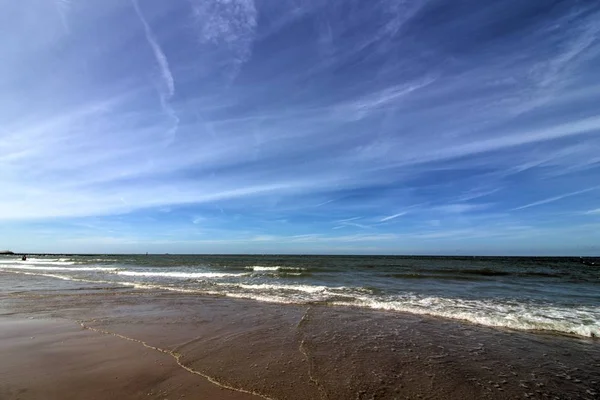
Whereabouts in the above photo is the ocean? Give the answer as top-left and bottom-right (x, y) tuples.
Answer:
(1, 254), (598, 338)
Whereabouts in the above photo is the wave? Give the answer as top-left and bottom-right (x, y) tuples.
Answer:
(265, 272), (308, 278)
(1, 270), (122, 285)
(203, 286), (600, 338)
(115, 271), (246, 279)
(236, 283), (346, 294)
(78, 258), (120, 263)
(333, 295), (600, 338)
(0, 265), (117, 271)
(0, 269), (212, 294)
(387, 269), (578, 280)
(4, 268), (598, 338)
(221, 291), (297, 304)
(385, 273), (481, 281)
(0, 259), (77, 266)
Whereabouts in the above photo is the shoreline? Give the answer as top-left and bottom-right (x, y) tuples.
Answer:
(1, 271), (599, 399)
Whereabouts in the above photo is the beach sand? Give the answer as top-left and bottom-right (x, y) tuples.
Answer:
(1, 271), (599, 399)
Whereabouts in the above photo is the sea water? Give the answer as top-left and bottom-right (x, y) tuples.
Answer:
(1, 254), (598, 337)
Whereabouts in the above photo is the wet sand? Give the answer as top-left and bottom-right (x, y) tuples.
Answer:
(0, 318), (259, 400)
(1, 271), (599, 399)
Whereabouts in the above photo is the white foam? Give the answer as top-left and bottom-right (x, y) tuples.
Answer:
(0, 270), (117, 285)
(0, 259), (77, 266)
(223, 291), (298, 304)
(0, 265), (117, 271)
(245, 265), (306, 272)
(239, 283), (328, 293)
(332, 295), (600, 338)
(122, 281), (202, 293)
(0, 269), (212, 294)
(225, 283), (348, 294)
(115, 271), (245, 279)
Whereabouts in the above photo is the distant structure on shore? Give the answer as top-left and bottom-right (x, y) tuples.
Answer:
(0, 250), (15, 255)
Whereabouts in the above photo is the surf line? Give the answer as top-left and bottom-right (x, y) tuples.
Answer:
(78, 321), (276, 400)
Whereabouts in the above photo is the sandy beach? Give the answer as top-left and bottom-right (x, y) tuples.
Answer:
(1, 270), (599, 399)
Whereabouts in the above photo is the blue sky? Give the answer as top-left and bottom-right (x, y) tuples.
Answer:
(1, 0), (599, 255)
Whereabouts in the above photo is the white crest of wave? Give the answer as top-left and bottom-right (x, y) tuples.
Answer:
(116, 271), (244, 279)
(246, 265), (280, 271)
(245, 265), (306, 272)
(232, 283), (347, 294)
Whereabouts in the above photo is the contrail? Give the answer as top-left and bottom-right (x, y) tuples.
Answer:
(131, 0), (175, 98)
(512, 187), (598, 211)
(131, 0), (178, 144)
(379, 212), (407, 222)
(56, 0), (72, 32)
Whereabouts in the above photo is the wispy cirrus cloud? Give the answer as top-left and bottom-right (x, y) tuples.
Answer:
(338, 76), (438, 120)
(189, 0), (257, 79)
(533, 7), (600, 90)
(454, 188), (501, 202)
(414, 116), (600, 167)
